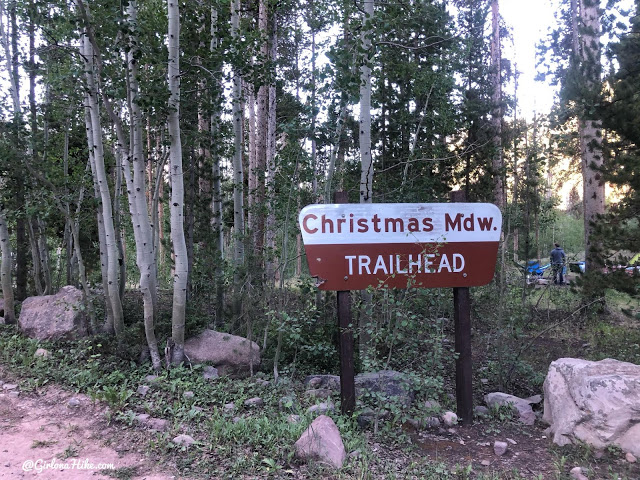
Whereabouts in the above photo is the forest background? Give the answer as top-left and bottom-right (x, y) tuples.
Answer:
(0, 0), (638, 380)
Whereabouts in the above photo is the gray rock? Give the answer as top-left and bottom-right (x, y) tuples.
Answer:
(481, 459), (491, 466)
(287, 414), (301, 424)
(135, 413), (151, 424)
(570, 466), (589, 480)
(424, 416), (441, 428)
(295, 415), (346, 469)
(2, 383), (18, 391)
(542, 358), (640, 457)
(307, 402), (334, 415)
(203, 366), (219, 380)
(441, 411), (458, 427)
(223, 402), (235, 412)
(485, 392), (536, 425)
(626, 453), (637, 463)
(474, 406), (490, 417)
(67, 397), (81, 408)
(183, 391), (195, 399)
(493, 441), (508, 456)
(183, 330), (261, 377)
(172, 434), (196, 447)
(244, 397), (264, 408)
(144, 375), (161, 384)
(279, 395), (298, 413)
(148, 418), (169, 432)
(355, 370), (416, 407)
(18, 286), (88, 340)
(34, 348), (50, 358)
(305, 389), (332, 399)
(255, 379), (270, 387)
(304, 375), (341, 391)
(137, 385), (150, 397)
(424, 399), (441, 412)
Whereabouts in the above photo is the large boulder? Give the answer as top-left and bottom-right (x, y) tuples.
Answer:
(542, 358), (640, 456)
(18, 286), (88, 340)
(183, 329), (260, 376)
(356, 370), (416, 407)
(294, 415), (346, 469)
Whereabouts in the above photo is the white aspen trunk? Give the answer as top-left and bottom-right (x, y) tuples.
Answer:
(231, 0), (245, 317)
(491, 0), (504, 209)
(578, 0), (605, 273)
(0, 0), (17, 321)
(359, 0), (374, 204)
(81, 33), (124, 335)
(167, 0), (188, 363)
(0, 208), (15, 324)
(265, 16), (278, 284)
(210, 6), (224, 259)
(83, 88), (114, 329)
(359, 0), (374, 360)
(247, 83), (257, 235)
(125, 0), (162, 370)
(255, 0), (268, 255)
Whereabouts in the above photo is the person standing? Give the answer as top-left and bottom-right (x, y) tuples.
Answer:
(550, 243), (566, 284)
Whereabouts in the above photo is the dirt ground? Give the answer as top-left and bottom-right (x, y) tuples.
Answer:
(0, 385), (175, 480)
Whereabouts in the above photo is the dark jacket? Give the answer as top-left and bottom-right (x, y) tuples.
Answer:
(550, 247), (565, 265)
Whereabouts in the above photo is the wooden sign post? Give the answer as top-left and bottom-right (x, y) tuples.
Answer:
(298, 196), (502, 422)
(334, 191), (356, 415)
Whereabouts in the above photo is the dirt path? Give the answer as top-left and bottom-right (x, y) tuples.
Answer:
(0, 383), (176, 480)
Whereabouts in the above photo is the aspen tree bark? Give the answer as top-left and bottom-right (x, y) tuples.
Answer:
(574, 0), (605, 276)
(80, 32), (124, 336)
(491, 0), (504, 209)
(211, 5), (225, 324)
(0, 0), (17, 318)
(83, 88), (114, 329)
(265, 15), (278, 284)
(247, 83), (257, 235)
(231, 0), (246, 317)
(359, 0), (374, 204)
(359, 0), (374, 361)
(0, 208), (15, 324)
(167, 0), (188, 363)
(125, 0), (162, 369)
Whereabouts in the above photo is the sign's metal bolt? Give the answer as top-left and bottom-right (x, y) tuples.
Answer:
(344, 276), (348, 280)
(463, 273), (467, 277)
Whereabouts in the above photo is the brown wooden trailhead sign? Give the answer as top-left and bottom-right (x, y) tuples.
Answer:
(299, 202), (502, 290)
(299, 194), (502, 423)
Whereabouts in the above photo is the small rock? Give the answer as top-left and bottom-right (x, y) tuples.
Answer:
(506, 438), (517, 445)
(8, 391), (19, 398)
(480, 378), (489, 384)
(441, 411), (458, 427)
(294, 415), (346, 469)
(183, 391), (195, 399)
(191, 406), (203, 413)
(474, 406), (490, 417)
(424, 417), (441, 428)
(447, 428), (456, 434)
(570, 466), (589, 480)
(255, 379), (270, 387)
(244, 397), (264, 408)
(287, 414), (301, 424)
(232, 416), (242, 423)
(349, 449), (361, 459)
(144, 375), (161, 384)
(305, 389), (332, 400)
(203, 366), (219, 380)
(626, 453), (637, 463)
(594, 449), (604, 459)
(223, 402), (235, 412)
(493, 441), (508, 456)
(137, 385), (150, 397)
(172, 434), (195, 447)
(424, 399), (441, 411)
(135, 413), (151, 424)
(67, 397), (81, 408)
(524, 394), (542, 404)
(307, 402), (334, 415)
(2, 384), (18, 391)
(481, 460), (491, 466)
(279, 395), (297, 413)
(34, 348), (50, 358)
(147, 418), (169, 432)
